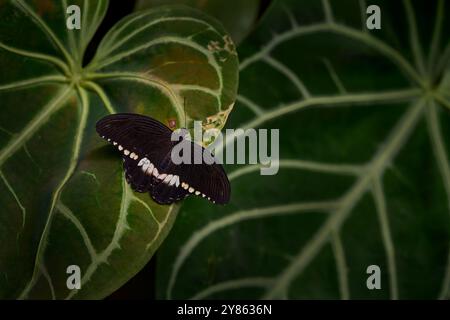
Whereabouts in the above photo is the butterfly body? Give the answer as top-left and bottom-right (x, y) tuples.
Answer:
(96, 113), (230, 205)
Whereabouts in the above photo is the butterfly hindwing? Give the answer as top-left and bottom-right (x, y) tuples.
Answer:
(123, 157), (155, 193)
(151, 179), (189, 205)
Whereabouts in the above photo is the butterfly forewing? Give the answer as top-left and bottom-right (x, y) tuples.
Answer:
(96, 113), (174, 163)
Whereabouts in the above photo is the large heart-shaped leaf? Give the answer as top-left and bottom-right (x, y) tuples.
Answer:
(134, 0), (261, 44)
(0, 0), (238, 299)
(157, 0), (450, 299)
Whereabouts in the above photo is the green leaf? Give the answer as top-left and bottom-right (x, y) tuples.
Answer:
(0, 0), (238, 299)
(157, 0), (450, 299)
(134, 0), (261, 45)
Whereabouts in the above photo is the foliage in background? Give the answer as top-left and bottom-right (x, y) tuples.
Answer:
(157, 0), (450, 299)
(135, 0), (261, 44)
(0, 0), (238, 299)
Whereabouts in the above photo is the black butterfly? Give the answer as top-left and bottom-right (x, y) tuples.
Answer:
(96, 113), (230, 205)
